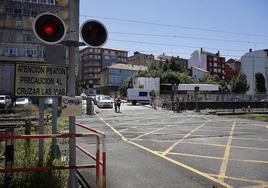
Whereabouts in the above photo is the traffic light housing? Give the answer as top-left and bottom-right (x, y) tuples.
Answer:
(33, 12), (66, 45)
(80, 20), (108, 48)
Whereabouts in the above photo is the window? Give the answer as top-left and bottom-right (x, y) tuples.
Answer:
(16, 21), (23, 29)
(6, 48), (18, 56)
(5, 8), (14, 14)
(0, 33), (3, 42)
(213, 57), (217, 61)
(31, 9), (38, 17)
(139, 92), (148, 97)
(47, 0), (55, 5)
(23, 9), (30, 16)
(9, 33), (16, 42)
(39, 0), (46, 4)
(25, 48), (37, 57)
(14, 9), (22, 15)
(31, 0), (38, 3)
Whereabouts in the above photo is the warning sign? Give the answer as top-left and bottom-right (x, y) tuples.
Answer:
(15, 63), (66, 96)
(61, 96), (82, 116)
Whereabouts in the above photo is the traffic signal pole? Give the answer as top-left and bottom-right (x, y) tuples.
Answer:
(68, 0), (79, 187)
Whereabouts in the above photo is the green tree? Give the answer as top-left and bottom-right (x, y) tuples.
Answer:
(119, 77), (133, 97)
(199, 74), (229, 92)
(162, 60), (170, 71)
(199, 74), (221, 84)
(230, 73), (249, 93)
(255, 72), (266, 93)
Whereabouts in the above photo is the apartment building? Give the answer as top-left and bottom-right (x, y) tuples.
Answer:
(188, 49), (226, 80)
(78, 47), (128, 94)
(0, 0), (70, 96)
(100, 63), (147, 96)
(128, 51), (155, 66)
(157, 54), (188, 70)
(225, 58), (241, 80)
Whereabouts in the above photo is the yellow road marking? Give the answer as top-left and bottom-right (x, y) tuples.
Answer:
(233, 137), (268, 142)
(181, 141), (268, 151)
(97, 114), (232, 188)
(208, 173), (268, 185)
(219, 122), (236, 182)
(158, 151), (222, 160)
(157, 151), (268, 164)
(131, 125), (171, 140)
(162, 121), (209, 156)
(128, 140), (232, 188)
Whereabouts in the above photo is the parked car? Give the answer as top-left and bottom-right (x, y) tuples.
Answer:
(97, 95), (113, 108)
(44, 97), (53, 106)
(14, 98), (31, 107)
(0, 95), (12, 109)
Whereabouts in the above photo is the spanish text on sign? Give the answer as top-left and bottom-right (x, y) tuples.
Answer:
(15, 64), (67, 97)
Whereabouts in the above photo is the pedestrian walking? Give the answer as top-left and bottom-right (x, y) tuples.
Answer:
(149, 90), (157, 109)
(175, 97), (180, 113)
(116, 98), (121, 112)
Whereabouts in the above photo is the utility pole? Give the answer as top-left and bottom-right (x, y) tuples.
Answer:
(68, 0), (79, 187)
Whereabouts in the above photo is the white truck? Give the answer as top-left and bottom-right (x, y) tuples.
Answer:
(127, 88), (151, 105)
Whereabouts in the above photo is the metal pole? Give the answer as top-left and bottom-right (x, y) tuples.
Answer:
(195, 87), (199, 112)
(52, 97), (60, 158)
(68, 0), (79, 187)
(39, 97), (44, 165)
(4, 128), (14, 186)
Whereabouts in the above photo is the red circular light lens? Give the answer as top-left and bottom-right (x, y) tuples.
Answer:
(43, 22), (56, 35)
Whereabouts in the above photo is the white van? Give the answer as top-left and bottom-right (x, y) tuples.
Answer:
(127, 88), (150, 105)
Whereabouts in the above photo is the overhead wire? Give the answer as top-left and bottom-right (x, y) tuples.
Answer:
(79, 15), (268, 59)
(110, 31), (268, 45)
(80, 15), (268, 39)
(109, 38), (246, 52)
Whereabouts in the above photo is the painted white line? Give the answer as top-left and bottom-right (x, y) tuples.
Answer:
(131, 125), (171, 141)
(96, 113), (128, 142)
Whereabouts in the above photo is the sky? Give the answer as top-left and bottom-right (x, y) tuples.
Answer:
(80, 0), (268, 60)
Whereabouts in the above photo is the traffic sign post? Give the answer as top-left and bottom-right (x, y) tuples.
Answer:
(31, 2), (108, 186)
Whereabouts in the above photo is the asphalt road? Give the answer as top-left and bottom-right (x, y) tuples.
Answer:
(76, 103), (268, 188)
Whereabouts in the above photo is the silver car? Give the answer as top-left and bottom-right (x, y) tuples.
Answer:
(97, 95), (113, 108)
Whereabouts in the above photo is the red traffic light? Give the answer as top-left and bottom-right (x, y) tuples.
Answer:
(80, 20), (108, 48)
(33, 12), (66, 45)
(43, 21), (57, 35)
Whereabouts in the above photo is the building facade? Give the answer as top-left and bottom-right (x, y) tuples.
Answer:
(128, 51), (155, 66)
(100, 63), (147, 96)
(191, 66), (209, 81)
(0, 0), (70, 96)
(225, 58), (241, 81)
(241, 49), (268, 94)
(188, 49), (226, 80)
(78, 47), (128, 94)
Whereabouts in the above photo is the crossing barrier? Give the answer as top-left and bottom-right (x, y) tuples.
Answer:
(0, 123), (106, 188)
